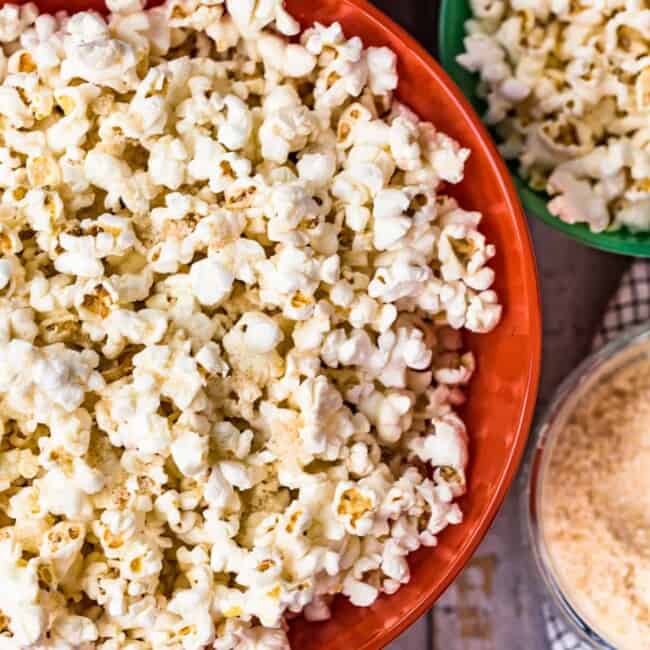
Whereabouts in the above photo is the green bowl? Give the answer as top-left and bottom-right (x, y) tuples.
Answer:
(438, 0), (650, 257)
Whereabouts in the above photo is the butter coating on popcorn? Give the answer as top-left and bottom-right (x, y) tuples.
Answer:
(0, 1), (500, 648)
(458, 0), (650, 232)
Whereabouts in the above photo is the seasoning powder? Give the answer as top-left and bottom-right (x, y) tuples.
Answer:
(542, 358), (650, 650)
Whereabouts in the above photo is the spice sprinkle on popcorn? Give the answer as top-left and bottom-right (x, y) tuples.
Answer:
(0, 1), (501, 648)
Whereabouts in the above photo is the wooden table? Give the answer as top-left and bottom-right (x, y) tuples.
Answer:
(371, 1), (631, 648)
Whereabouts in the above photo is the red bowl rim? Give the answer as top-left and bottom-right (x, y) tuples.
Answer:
(324, 1), (542, 646)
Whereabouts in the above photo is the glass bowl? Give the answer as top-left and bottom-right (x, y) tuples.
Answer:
(438, 0), (650, 257)
(525, 322), (650, 649)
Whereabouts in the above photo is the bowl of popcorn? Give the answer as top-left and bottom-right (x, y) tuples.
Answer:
(440, 0), (650, 257)
(0, 0), (541, 648)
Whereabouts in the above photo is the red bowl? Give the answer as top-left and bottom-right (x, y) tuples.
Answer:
(7, 0), (541, 647)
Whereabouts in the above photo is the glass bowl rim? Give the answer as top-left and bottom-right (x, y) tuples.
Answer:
(523, 321), (650, 650)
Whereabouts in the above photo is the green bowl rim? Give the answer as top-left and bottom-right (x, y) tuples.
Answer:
(438, 0), (650, 258)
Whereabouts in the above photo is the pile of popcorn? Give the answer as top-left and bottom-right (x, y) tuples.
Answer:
(459, 0), (650, 233)
(0, 0), (501, 647)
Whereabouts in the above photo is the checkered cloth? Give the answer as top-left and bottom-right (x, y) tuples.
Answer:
(544, 259), (650, 649)
(592, 261), (650, 349)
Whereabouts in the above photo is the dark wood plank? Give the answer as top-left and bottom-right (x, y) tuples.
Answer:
(371, 0), (439, 56)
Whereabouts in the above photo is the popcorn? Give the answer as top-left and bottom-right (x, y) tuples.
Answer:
(388, 117), (421, 173)
(0, 3), (38, 43)
(54, 234), (105, 278)
(360, 389), (414, 443)
(297, 151), (337, 186)
(218, 94), (253, 151)
(372, 188), (412, 249)
(259, 90), (317, 164)
(83, 149), (148, 215)
(235, 311), (284, 354)
(343, 575), (379, 607)
(334, 481), (377, 536)
(39, 521), (86, 582)
(189, 255), (234, 307)
(148, 136), (188, 190)
(292, 375), (357, 458)
(0, 86), (33, 129)
(0, 533), (46, 645)
(258, 33), (317, 78)
(0, 340), (104, 414)
(458, 1), (650, 231)
(409, 412), (469, 473)
(466, 289), (502, 333)
(438, 223), (496, 291)
(368, 258), (433, 303)
(366, 46), (398, 96)
(547, 168), (610, 233)
(0, 259), (12, 291)
(226, 0), (299, 37)
(61, 12), (140, 93)
(49, 614), (99, 647)
(0, 1), (500, 646)
(171, 430), (209, 478)
(347, 441), (377, 478)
